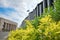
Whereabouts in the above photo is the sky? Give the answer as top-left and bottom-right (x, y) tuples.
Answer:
(0, 0), (42, 27)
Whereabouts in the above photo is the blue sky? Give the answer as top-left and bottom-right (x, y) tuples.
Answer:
(0, 0), (42, 27)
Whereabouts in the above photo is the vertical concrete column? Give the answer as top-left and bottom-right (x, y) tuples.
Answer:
(9, 24), (10, 31)
(9, 24), (11, 30)
(47, 0), (48, 10)
(36, 6), (38, 17)
(40, 2), (43, 14)
(13, 25), (15, 30)
(7, 23), (9, 31)
(10, 24), (12, 31)
(6, 23), (8, 31)
(9, 23), (10, 29)
(7, 24), (9, 31)
(0, 20), (1, 31)
(43, 0), (45, 12)
(39, 5), (42, 16)
(47, 0), (50, 11)
(43, 0), (48, 13)
(12, 25), (13, 30)
(35, 7), (38, 17)
(11, 24), (13, 31)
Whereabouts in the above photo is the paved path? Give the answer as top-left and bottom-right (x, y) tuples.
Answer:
(0, 32), (9, 40)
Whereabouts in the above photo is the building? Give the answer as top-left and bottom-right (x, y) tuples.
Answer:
(29, 8), (37, 20)
(21, 0), (54, 27)
(36, 0), (54, 17)
(27, 0), (54, 19)
(21, 7), (38, 27)
(0, 17), (17, 32)
(20, 15), (30, 27)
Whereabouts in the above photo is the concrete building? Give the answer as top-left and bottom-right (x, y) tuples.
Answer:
(21, 0), (54, 27)
(29, 8), (37, 20)
(36, 0), (54, 17)
(21, 7), (37, 27)
(20, 16), (30, 27)
(0, 17), (17, 32)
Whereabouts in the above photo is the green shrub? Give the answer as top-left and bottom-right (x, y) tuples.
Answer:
(8, 20), (40, 40)
(7, 0), (60, 40)
(38, 15), (60, 40)
(50, 0), (60, 21)
(8, 15), (60, 40)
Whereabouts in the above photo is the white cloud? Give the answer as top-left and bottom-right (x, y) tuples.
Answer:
(0, 0), (42, 27)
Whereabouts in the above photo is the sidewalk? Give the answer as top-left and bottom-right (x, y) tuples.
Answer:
(0, 32), (9, 40)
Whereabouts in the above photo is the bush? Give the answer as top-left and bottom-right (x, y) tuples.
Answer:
(7, 0), (60, 40)
(8, 20), (40, 40)
(38, 15), (60, 40)
(8, 15), (60, 40)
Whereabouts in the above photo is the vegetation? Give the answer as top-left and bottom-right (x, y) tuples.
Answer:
(7, 15), (60, 40)
(7, 0), (60, 40)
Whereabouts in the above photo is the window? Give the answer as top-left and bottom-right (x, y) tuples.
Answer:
(44, 0), (48, 8)
(35, 7), (37, 17)
(41, 2), (43, 14)
(38, 4), (40, 16)
(37, 2), (43, 16)
(49, 0), (54, 7)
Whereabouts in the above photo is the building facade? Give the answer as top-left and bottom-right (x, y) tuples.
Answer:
(21, 0), (54, 27)
(20, 15), (30, 27)
(0, 17), (17, 32)
(29, 8), (37, 20)
(27, 0), (54, 19)
(36, 0), (54, 17)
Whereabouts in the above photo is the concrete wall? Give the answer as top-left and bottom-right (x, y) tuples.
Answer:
(0, 18), (2, 31)
(29, 8), (37, 20)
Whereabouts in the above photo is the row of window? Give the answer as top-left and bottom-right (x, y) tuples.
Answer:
(35, 0), (54, 17)
(21, 0), (54, 27)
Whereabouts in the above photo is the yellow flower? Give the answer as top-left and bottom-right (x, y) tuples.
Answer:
(40, 15), (51, 23)
(25, 20), (33, 28)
